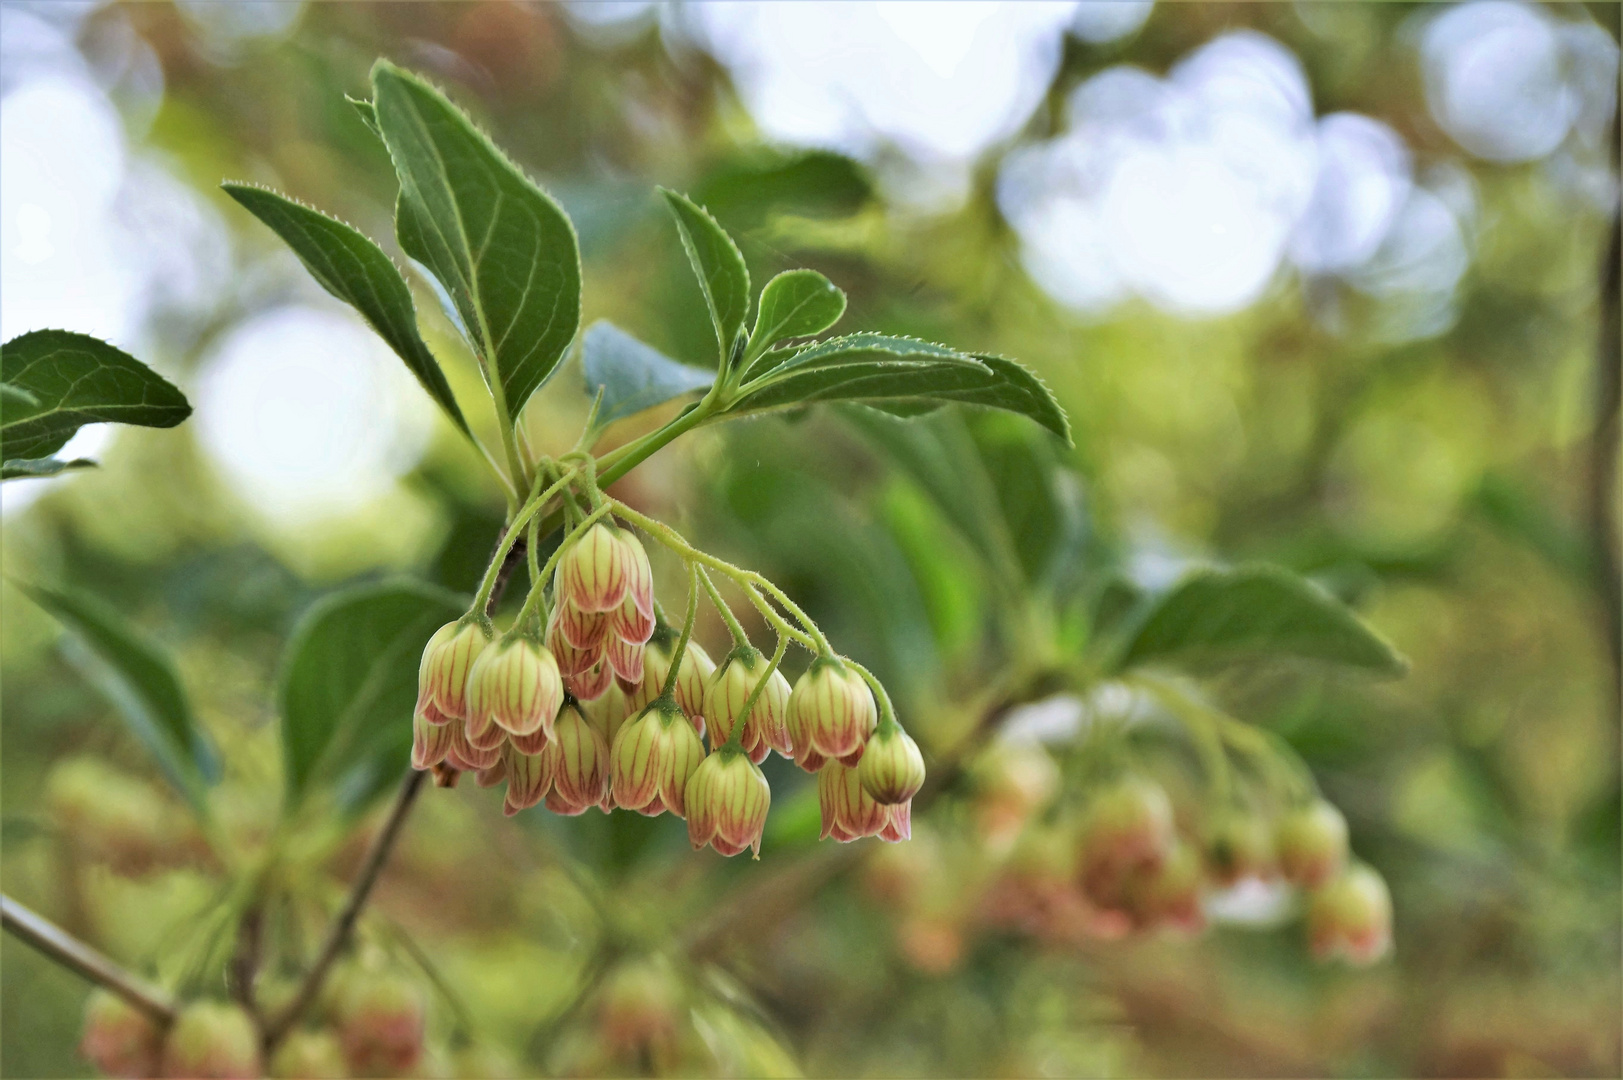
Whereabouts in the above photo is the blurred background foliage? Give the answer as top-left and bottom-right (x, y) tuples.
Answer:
(1, 1), (1618, 1076)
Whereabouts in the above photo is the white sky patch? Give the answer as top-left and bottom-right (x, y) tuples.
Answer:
(682, 1), (1078, 170)
(194, 306), (433, 524)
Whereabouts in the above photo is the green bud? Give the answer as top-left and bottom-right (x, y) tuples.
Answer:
(336, 971), (425, 1076)
(1275, 800), (1349, 890)
(415, 620), (488, 725)
(1204, 810), (1276, 887)
(1307, 864), (1392, 965)
(704, 647), (791, 762)
(687, 749), (771, 858)
(268, 1029), (347, 1079)
(160, 1001), (260, 1080)
(79, 990), (162, 1079)
(464, 637), (564, 744)
(789, 657), (876, 767)
(857, 727), (926, 805)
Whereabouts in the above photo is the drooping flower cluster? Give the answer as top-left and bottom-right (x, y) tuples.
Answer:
(410, 496), (924, 859)
(966, 767), (1391, 964)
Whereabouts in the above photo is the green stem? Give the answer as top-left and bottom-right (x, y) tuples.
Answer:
(470, 468), (579, 615)
(842, 658), (900, 735)
(660, 562), (700, 704)
(726, 634), (788, 751)
(700, 567), (750, 649)
(608, 500), (829, 653)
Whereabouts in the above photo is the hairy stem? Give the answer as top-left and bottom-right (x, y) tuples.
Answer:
(1, 894), (177, 1025)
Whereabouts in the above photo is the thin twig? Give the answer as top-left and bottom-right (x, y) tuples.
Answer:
(1, 894), (177, 1025)
(261, 770), (427, 1050)
(262, 520), (536, 1050)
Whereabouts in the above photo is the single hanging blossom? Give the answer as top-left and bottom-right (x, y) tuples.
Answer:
(789, 657), (876, 768)
(546, 704), (610, 815)
(411, 710), (456, 771)
(704, 647), (792, 763)
(1307, 864), (1392, 964)
(502, 741), (555, 815)
(1276, 799), (1349, 889)
(159, 1002), (260, 1080)
(549, 521), (656, 701)
(415, 620), (489, 725)
(687, 749), (771, 857)
(857, 726), (925, 804)
(464, 637), (564, 748)
(79, 990), (162, 1080)
(627, 632), (714, 733)
(610, 703), (705, 817)
(818, 760), (903, 843)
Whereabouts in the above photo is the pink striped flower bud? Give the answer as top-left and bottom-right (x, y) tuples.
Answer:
(1276, 800), (1349, 890)
(555, 603), (609, 651)
(610, 704), (705, 817)
(411, 710), (456, 771)
(444, 720), (501, 772)
(565, 658), (614, 702)
(581, 683), (632, 747)
(625, 636), (713, 735)
(790, 657), (876, 767)
(783, 691), (827, 773)
(608, 592), (655, 647)
(687, 749), (771, 857)
(704, 648), (791, 763)
(160, 1001), (260, 1079)
(79, 990), (162, 1079)
(335, 972), (425, 1076)
(475, 757), (507, 788)
(878, 799), (911, 843)
(464, 638), (564, 744)
(545, 705), (609, 816)
(414, 620), (488, 725)
(1307, 864), (1392, 965)
(502, 741), (556, 815)
(857, 727), (925, 805)
(546, 612), (602, 678)
(603, 632), (645, 685)
(818, 761), (890, 842)
(557, 522), (652, 615)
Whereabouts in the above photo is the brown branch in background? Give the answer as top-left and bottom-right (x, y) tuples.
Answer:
(1, 894), (177, 1025)
(262, 524), (529, 1051)
(1589, 199), (1621, 713)
(227, 903), (263, 1023)
(261, 769), (427, 1050)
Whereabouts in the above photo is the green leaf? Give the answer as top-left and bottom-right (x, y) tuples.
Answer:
(371, 61), (581, 422)
(1, 457), (95, 480)
(747, 333), (976, 383)
(581, 320), (713, 428)
(277, 580), (465, 813)
(20, 583), (215, 812)
(0, 330), (190, 464)
(731, 352), (1071, 442)
(747, 269), (845, 358)
(223, 183), (472, 437)
(1115, 564), (1409, 676)
(347, 94), (380, 136)
(659, 188), (750, 362)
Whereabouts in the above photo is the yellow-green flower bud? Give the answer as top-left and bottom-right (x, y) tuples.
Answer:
(1204, 810), (1276, 887)
(502, 741), (555, 815)
(1275, 800), (1349, 890)
(625, 636), (713, 735)
(415, 620), (488, 726)
(335, 972), (425, 1076)
(1307, 864), (1392, 965)
(411, 710), (456, 771)
(686, 749), (771, 857)
(610, 704), (705, 817)
(160, 1001), (260, 1079)
(704, 648), (791, 763)
(857, 727), (925, 804)
(79, 989), (162, 1079)
(790, 657), (876, 766)
(464, 638), (563, 744)
(545, 705), (609, 816)
(268, 1029), (347, 1079)
(818, 760), (889, 842)
(556, 522), (652, 615)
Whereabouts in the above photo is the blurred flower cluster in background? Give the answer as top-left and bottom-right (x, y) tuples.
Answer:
(2, 1), (1617, 1076)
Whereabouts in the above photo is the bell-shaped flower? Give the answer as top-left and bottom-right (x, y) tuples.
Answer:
(1307, 864), (1392, 964)
(1275, 800), (1349, 890)
(704, 647), (791, 763)
(414, 620), (489, 726)
(411, 711), (456, 771)
(545, 705), (609, 815)
(817, 761), (890, 842)
(502, 741), (556, 816)
(687, 749), (771, 857)
(464, 638), (564, 744)
(610, 704), (705, 817)
(790, 658), (876, 767)
(857, 726), (925, 804)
